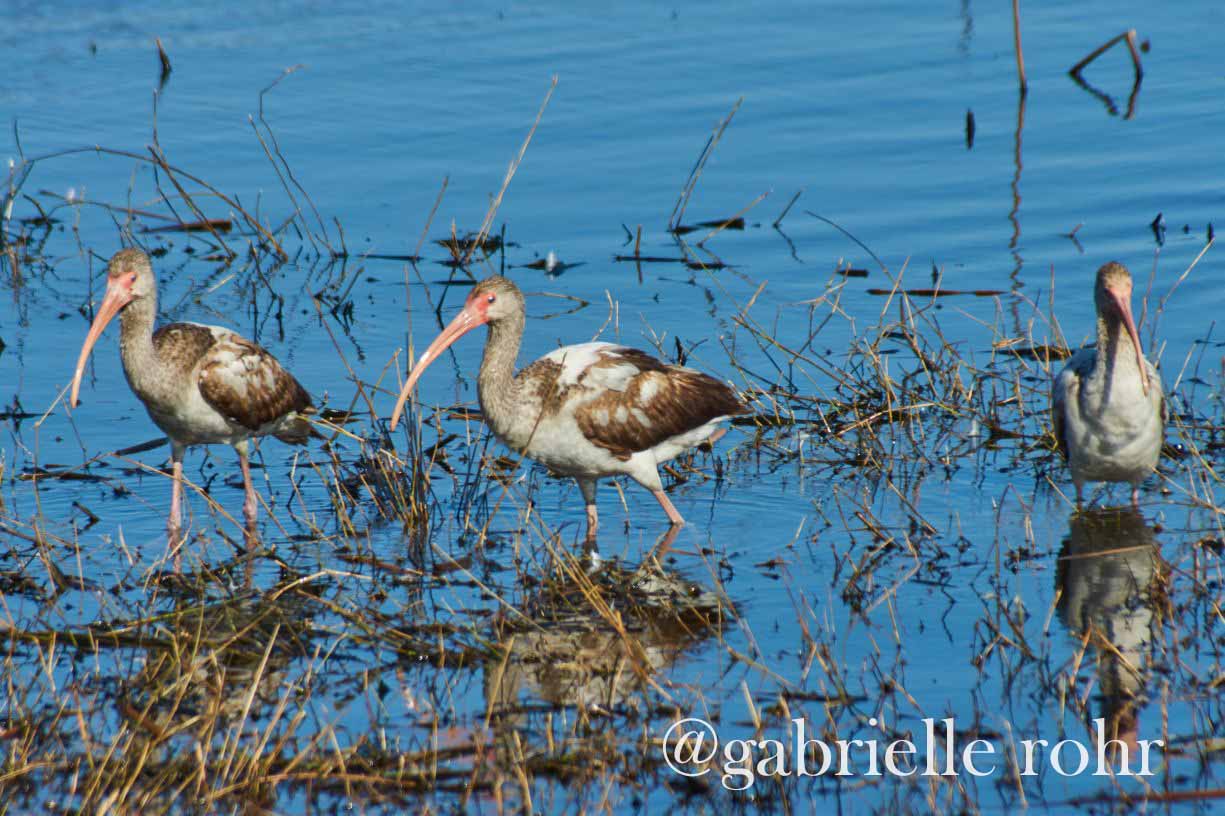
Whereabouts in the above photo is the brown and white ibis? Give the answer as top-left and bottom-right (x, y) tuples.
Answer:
(70, 248), (314, 544)
(389, 276), (746, 540)
(1052, 262), (1164, 507)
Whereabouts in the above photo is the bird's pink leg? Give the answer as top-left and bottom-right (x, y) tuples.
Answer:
(585, 505), (599, 541)
(168, 459), (183, 533)
(1130, 486), (1140, 508)
(577, 478), (599, 542)
(167, 443), (185, 571)
(705, 426), (728, 446)
(238, 446), (259, 527)
(653, 490), (685, 527)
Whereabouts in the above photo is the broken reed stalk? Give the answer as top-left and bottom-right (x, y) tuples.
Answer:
(773, 188), (804, 228)
(2, 128), (35, 249)
(8, 144), (290, 259)
(401, 175), (451, 355)
(413, 175), (449, 264)
(805, 210), (887, 273)
(460, 74), (558, 266)
(668, 97), (743, 231)
(155, 37), (172, 83)
(252, 65), (337, 257)
(1069, 28), (1144, 81)
(1012, 0), (1028, 95)
(149, 146), (236, 258)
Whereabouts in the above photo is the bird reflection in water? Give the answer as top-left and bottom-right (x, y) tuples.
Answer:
(1056, 507), (1167, 755)
(483, 550), (726, 767)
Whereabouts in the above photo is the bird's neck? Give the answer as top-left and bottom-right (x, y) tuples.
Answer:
(117, 295), (170, 403)
(477, 313), (526, 443)
(1095, 314), (1142, 380)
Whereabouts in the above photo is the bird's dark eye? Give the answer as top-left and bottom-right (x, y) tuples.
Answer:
(129, 274), (137, 284)
(487, 294), (496, 303)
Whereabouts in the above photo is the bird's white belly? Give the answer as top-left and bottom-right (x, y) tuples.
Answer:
(500, 413), (727, 482)
(1067, 396), (1162, 483)
(144, 388), (245, 446)
(515, 414), (630, 477)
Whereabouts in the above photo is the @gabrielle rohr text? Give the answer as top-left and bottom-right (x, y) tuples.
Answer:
(660, 717), (1162, 791)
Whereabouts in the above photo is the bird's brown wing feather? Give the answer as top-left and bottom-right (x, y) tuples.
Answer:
(152, 323), (219, 371)
(571, 348), (745, 461)
(196, 333), (312, 436)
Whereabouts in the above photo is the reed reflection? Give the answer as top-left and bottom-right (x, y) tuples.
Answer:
(1056, 507), (1166, 753)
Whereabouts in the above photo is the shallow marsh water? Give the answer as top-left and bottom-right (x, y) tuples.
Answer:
(0, 1), (1222, 812)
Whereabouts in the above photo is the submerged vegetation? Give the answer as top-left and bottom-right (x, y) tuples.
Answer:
(0, 66), (1221, 815)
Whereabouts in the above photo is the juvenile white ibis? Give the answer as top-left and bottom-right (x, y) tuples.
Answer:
(1052, 262), (1164, 507)
(389, 276), (746, 540)
(70, 248), (314, 545)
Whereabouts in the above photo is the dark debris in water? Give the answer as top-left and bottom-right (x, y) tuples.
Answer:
(837, 266), (869, 278)
(998, 342), (1074, 361)
(867, 287), (1005, 297)
(140, 218), (233, 234)
(435, 233), (507, 255)
(670, 216), (746, 235)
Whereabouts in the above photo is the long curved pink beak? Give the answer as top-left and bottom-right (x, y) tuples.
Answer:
(388, 303), (488, 429)
(69, 277), (133, 408)
(1112, 289), (1149, 396)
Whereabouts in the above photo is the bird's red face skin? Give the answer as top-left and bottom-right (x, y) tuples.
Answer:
(465, 287), (497, 317)
(388, 292), (494, 429)
(69, 272), (137, 408)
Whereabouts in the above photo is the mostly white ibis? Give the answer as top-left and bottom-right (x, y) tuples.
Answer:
(1052, 261), (1164, 507)
(389, 276), (746, 540)
(70, 248), (314, 548)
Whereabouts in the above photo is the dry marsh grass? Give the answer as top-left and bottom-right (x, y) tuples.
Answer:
(0, 87), (1221, 814)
